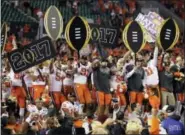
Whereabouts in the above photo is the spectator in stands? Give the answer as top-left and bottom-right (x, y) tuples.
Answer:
(72, 0), (79, 15)
(162, 105), (184, 135)
(148, 108), (160, 135)
(23, 24), (31, 38)
(23, 2), (33, 16)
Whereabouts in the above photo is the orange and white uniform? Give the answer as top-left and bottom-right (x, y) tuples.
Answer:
(24, 73), (33, 99)
(60, 100), (83, 128)
(9, 70), (26, 117)
(143, 46), (160, 98)
(110, 73), (127, 106)
(60, 101), (79, 117)
(32, 69), (46, 101)
(143, 66), (159, 86)
(49, 73), (66, 109)
(9, 70), (26, 108)
(27, 104), (48, 118)
(74, 62), (92, 104)
(145, 46), (159, 86)
(63, 68), (74, 96)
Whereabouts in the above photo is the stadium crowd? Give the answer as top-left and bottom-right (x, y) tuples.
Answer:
(160, 0), (185, 19)
(1, 0), (185, 135)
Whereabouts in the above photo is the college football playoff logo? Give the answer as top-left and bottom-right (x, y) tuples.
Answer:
(157, 18), (180, 51)
(65, 16), (91, 51)
(122, 21), (146, 53)
(44, 6), (63, 41)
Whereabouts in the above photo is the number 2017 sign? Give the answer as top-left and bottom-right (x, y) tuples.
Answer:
(8, 36), (56, 73)
(90, 24), (119, 48)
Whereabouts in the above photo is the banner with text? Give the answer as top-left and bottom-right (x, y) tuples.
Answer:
(135, 12), (164, 42)
(89, 24), (120, 48)
(8, 36), (56, 73)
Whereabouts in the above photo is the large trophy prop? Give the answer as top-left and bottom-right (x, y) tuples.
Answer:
(65, 16), (91, 57)
(122, 21), (146, 64)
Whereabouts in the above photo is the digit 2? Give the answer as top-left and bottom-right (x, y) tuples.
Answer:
(10, 52), (26, 71)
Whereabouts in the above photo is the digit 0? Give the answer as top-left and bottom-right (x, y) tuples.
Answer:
(91, 28), (100, 41)
(23, 49), (35, 64)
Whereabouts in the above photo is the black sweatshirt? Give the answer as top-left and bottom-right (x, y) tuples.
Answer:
(159, 70), (174, 92)
(170, 65), (184, 93)
(127, 68), (145, 92)
(93, 67), (111, 94)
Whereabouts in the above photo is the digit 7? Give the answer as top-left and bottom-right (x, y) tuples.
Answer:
(37, 40), (51, 57)
(106, 29), (117, 44)
(30, 45), (44, 62)
(30, 40), (51, 62)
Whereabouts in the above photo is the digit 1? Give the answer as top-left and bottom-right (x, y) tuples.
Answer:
(99, 28), (107, 43)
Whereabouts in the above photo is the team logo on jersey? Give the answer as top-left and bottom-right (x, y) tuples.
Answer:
(44, 6), (63, 41)
(1, 23), (7, 51)
(122, 21), (146, 53)
(157, 18), (179, 51)
(65, 16), (91, 52)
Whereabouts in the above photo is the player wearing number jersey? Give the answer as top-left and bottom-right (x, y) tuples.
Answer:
(32, 68), (46, 101)
(143, 46), (159, 85)
(110, 71), (127, 111)
(60, 97), (77, 118)
(60, 93), (84, 128)
(9, 69), (27, 121)
(74, 56), (92, 114)
(24, 70), (34, 102)
(49, 69), (66, 109)
(143, 46), (160, 99)
(61, 58), (74, 97)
